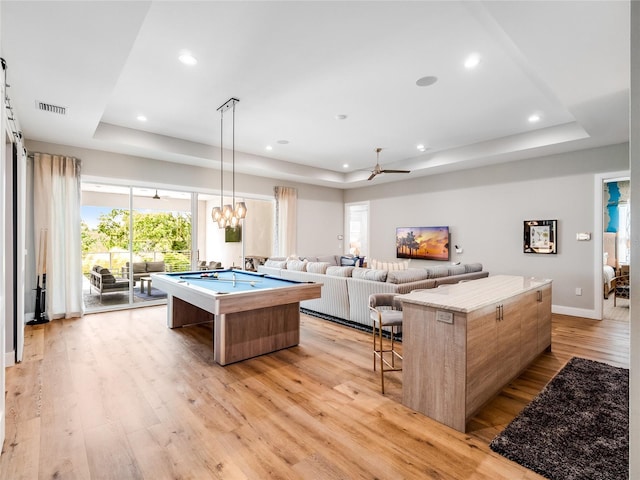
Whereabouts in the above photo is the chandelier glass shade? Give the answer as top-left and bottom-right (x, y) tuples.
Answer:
(212, 97), (246, 229)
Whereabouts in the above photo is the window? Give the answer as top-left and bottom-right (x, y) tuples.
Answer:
(345, 202), (369, 258)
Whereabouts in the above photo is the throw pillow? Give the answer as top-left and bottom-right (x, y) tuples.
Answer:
(386, 269), (429, 284)
(447, 265), (467, 276)
(306, 262), (331, 274)
(101, 274), (116, 284)
(146, 261), (165, 272)
(286, 259), (308, 271)
(464, 263), (483, 273)
(98, 267), (111, 275)
(352, 267), (388, 282)
(264, 259), (287, 269)
(370, 258), (410, 271)
(425, 266), (449, 278)
(340, 255), (358, 266)
(326, 266), (355, 277)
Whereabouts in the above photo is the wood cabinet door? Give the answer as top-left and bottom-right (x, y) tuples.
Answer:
(520, 290), (540, 366)
(496, 295), (522, 386)
(466, 305), (498, 415)
(537, 284), (552, 351)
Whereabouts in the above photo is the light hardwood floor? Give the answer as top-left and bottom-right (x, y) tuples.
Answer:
(0, 306), (629, 479)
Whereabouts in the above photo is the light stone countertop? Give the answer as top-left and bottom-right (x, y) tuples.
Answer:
(398, 274), (552, 313)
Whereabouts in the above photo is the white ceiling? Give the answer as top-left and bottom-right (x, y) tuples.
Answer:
(1, 1), (630, 188)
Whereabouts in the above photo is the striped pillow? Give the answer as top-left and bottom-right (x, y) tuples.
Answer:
(352, 267), (388, 282)
(326, 266), (355, 277)
(306, 262), (331, 274)
(370, 258), (410, 271)
(386, 269), (429, 284)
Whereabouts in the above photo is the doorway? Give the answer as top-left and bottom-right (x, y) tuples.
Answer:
(598, 173), (631, 321)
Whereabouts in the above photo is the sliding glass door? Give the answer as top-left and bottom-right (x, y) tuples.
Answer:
(81, 183), (193, 311)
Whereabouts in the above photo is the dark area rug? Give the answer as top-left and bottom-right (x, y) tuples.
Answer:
(490, 357), (628, 480)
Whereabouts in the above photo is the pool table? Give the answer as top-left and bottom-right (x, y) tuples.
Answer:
(152, 269), (322, 365)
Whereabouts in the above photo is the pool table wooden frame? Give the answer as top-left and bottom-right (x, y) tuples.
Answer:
(152, 270), (322, 365)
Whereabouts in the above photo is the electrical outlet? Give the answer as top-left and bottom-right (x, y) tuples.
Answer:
(575, 287), (582, 296)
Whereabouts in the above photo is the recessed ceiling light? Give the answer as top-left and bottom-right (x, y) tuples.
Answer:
(178, 51), (197, 66)
(416, 76), (438, 87)
(277, 140), (289, 145)
(464, 53), (481, 70)
(417, 144), (426, 152)
(343, 164), (349, 169)
(528, 114), (541, 123)
(266, 145), (273, 151)
(335, 114), (348, 120)
(136, 115), (147, 122)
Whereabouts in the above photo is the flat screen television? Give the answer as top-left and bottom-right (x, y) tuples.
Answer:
(396, 226), (449, 261)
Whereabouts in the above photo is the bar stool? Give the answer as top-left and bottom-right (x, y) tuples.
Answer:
(368, 293), (403, 394)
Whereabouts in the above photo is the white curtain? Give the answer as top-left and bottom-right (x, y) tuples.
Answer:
(274, 186), (297, 257)
(33, 153), (84, 319)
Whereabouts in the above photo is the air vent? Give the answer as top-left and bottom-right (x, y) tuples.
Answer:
(35, 101), (66, 115)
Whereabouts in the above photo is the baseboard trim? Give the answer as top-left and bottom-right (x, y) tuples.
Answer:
(5, 350), (15, 367)
(552, 305), (600, 320)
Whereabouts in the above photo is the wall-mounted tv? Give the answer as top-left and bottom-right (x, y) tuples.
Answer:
(396, 226), (449, 261)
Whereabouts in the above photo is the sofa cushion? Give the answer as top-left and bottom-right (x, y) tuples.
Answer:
(447, 265), (467, 276)
(300, 256), (319, 263)
(352, 267), (388, 282)
(265, 259), (287, 269)
(101, 274), (116, 284)
(306, 261), (331, 274)
(286, 259), (308, 271)
(98, 267), (111, 275)
(425, 265), (449, 278)
(464, 263), (483, 273)
(386, 269), (429, 284)
(92, 265), (102, 272)
(131, 262), (146, 274)
(370, 258), (410, 271)
(326, 266), (355, 277)
(146, 261), (165, 273)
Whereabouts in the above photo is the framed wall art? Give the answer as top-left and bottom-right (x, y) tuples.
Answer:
(523, 220), (557, 254)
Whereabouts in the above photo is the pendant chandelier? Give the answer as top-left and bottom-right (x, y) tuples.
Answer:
(211, 97), (247, 228)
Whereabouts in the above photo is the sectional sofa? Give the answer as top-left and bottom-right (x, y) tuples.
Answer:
(258, 255), (488, 330)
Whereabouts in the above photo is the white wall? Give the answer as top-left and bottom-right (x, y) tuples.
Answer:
(345, 143), (629, 317)
(25, 140), (345, 291)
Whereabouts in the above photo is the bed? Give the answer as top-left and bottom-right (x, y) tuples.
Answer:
(603, 232), (618, 299)
(603, 264), (616, 299)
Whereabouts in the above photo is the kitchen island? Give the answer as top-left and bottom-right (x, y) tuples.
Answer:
(399, 275), (552, 432)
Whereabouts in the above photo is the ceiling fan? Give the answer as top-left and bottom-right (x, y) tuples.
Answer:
(367, 147), (411, 181)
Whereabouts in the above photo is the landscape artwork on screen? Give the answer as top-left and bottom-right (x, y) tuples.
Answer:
(396, 226), (450, 261)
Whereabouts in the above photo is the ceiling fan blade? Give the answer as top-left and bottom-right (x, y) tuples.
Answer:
(367, 172), (378, 181)
(380, 169), (411, 174)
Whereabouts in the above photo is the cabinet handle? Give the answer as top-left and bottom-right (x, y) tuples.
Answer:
(537, 290), (542, 302)
(496, 304), (504, 321)
(496, 305), (501, 321)
(500, 304), (504, 320)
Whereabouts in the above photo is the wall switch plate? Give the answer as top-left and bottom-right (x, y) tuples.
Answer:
(575, 287), (582, 296)
(576, 232), (591, 241)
